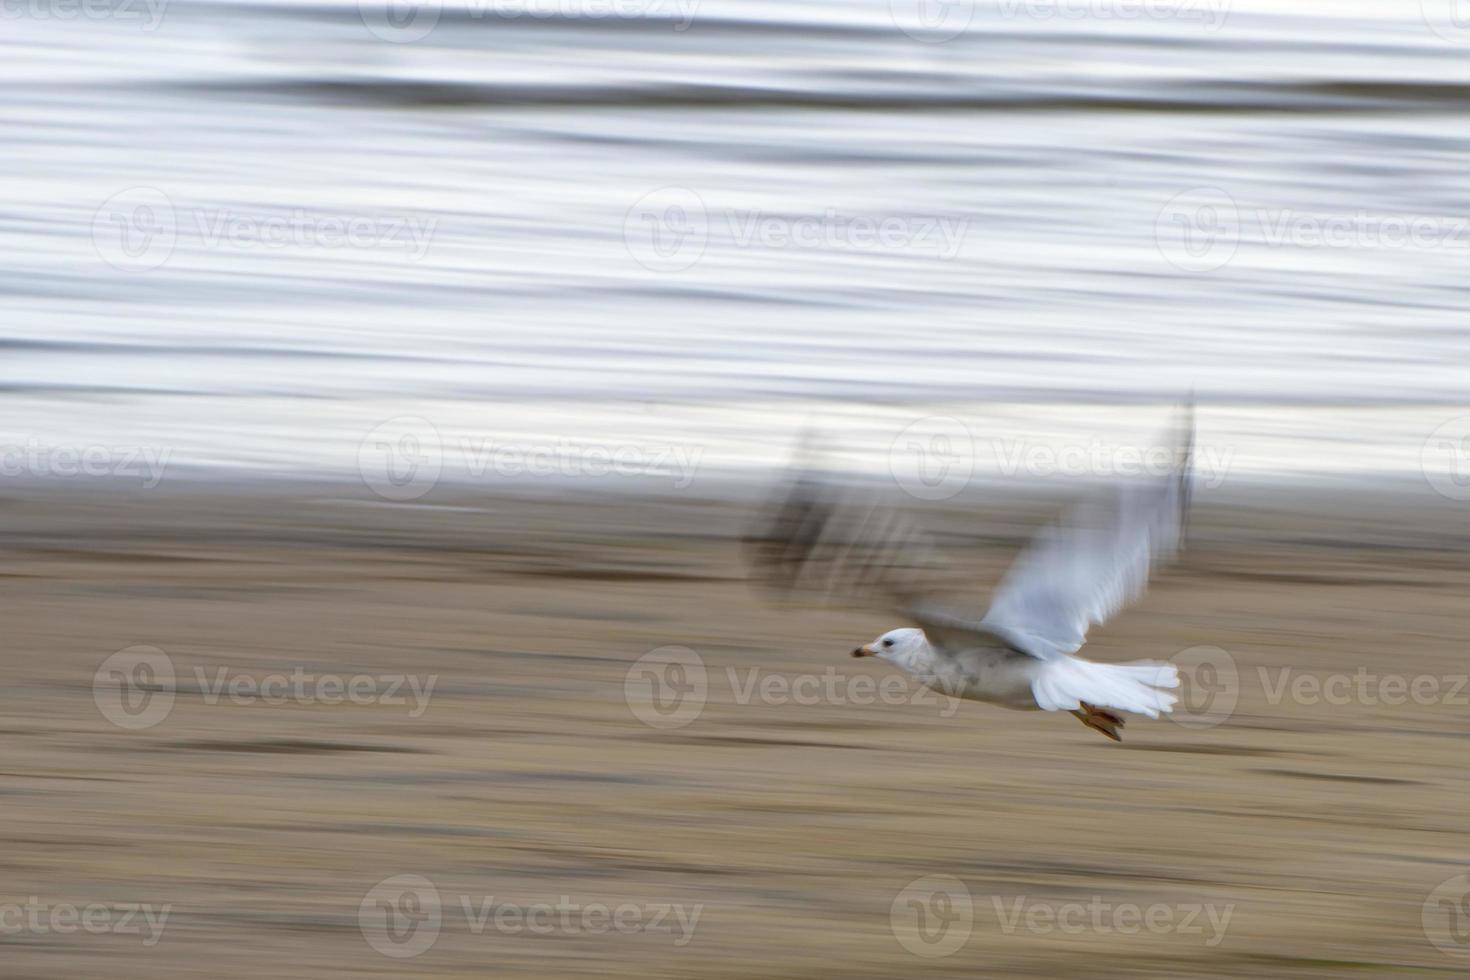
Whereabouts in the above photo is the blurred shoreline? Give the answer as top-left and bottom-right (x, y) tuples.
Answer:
(3, 464), (1467, 538)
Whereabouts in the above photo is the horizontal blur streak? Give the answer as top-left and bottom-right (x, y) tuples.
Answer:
(0, 1), (1467, 482)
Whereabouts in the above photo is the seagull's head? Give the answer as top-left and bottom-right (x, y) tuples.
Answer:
(852, 627), (927, 663)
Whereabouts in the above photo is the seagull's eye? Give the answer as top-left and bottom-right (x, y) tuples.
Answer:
(882, 639), (894, 648)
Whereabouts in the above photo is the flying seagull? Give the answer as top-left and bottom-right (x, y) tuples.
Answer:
(747, 408), (1193, 741)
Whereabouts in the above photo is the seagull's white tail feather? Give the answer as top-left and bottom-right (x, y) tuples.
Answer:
(1031, 657), (1180, 719)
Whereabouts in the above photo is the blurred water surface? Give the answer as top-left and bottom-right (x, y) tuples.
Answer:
(2, 0), (1468, 485)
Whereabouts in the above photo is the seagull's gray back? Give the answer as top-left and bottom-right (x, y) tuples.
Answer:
(923, 636), (1042, 711)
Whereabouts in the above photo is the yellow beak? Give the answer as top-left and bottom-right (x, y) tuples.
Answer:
(851, 644), (877, 658)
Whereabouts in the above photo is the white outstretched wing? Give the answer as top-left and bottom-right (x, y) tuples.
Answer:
(979, 409), (1193, 661)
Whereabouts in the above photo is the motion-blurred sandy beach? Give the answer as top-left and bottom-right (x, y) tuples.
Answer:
(4, 476), (1470, 977)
